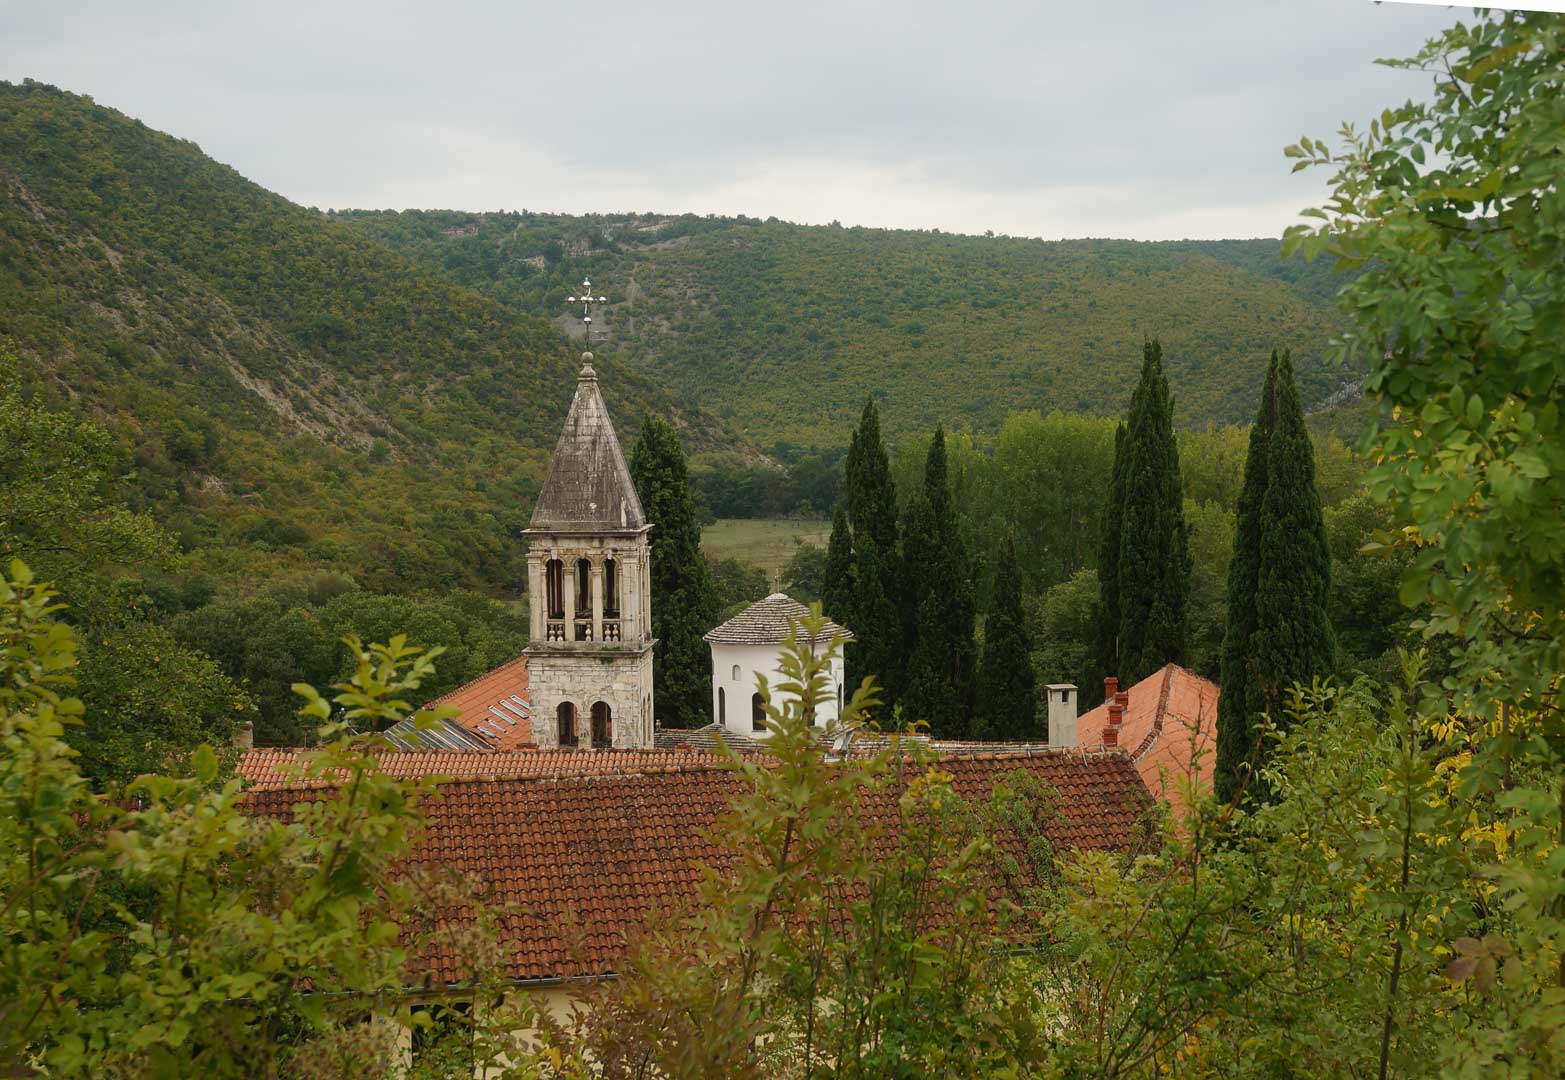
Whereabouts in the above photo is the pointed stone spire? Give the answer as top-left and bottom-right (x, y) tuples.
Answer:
(529, 353), (647, 533)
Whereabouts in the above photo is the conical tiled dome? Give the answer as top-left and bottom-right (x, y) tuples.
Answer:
(704, 593), (853, 645)
(528, 356), (647, 533)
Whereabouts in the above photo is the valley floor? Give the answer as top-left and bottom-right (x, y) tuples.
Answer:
(702, 518), (830, 577)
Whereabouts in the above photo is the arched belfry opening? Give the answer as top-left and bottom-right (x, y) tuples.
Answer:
(574, 559), (593, 641)
(591, 702), (612, 749)
(557, 702), (577, 748)
(751, 693), (766, 732)
(718, 686), (726, 726)
(545, 559), (566, 641)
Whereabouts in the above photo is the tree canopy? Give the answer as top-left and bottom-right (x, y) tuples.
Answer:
(631, 416), (720, 728)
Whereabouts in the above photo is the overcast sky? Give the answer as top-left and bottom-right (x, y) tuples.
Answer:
(4, 1), (1462, 240)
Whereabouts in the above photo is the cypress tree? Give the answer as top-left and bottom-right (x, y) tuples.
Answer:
(842, 397), (905, 699)
(629, 416), (720, 729)
(1086, 422), (1127, 706)
(1215, 353), (1279, 803)
(901, 426), (977, 736)
(1215, 350), (1335, 803)
(1115, 339), (1191, 687)
(821, 504), (856, 631)
(844, 397), (899, 556)
(974, 534), (1039, 740)
(1251, 355), (1336, 709)
(849, 534), (902, 708)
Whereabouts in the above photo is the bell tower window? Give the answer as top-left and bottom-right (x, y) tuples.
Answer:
(603, 558), (620, 618)
(575, 559), (592, 615)
(545, 560), (565, 620)
(591, 701), (613, 748)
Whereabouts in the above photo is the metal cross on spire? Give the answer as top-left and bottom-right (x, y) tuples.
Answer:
(566, 277), (608, 343)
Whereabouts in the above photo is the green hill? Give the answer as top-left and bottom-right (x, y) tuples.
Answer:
(0, 82), (743, 594)
(334, 210), (1357, 449)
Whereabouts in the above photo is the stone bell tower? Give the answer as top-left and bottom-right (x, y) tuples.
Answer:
(523, 344), (655, 750)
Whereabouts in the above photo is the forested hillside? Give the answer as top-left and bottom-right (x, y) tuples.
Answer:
(337, 209), (1356, 448)
(0, 81), (743, 596)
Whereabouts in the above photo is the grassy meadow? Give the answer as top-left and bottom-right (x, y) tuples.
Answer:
(701, 518), (830, 578)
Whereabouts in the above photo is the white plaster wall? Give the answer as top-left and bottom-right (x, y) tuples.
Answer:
(394, 984), (587, 1078)
(709, 641), (847, 738)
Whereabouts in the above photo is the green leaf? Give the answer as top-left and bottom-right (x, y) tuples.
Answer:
(1512, 452), (1549, 480)
(191, 743), (218, 784)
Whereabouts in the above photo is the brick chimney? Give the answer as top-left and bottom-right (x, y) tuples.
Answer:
(234, 720), (254, 751)
(1104, 675), (1119, 702)
(1045, 683), (1078, 747)
(1104, 691), (1127, 749)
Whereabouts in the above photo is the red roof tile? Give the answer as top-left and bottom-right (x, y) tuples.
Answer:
(242, 750), (1156, 985)
(1075, 665), (1219, 817)
(423, 654), (532, 750)
(236, 747), (740, 788)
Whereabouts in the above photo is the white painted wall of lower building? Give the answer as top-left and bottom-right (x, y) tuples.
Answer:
(708, 641), (847, 738)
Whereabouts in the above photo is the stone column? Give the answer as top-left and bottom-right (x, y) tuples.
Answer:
(527, 558), (545, 641)
(642, 555), (652, 639)
(591, 558), (604, 640)
(567, 554), (581, 623)
(620, 553), (638, 644)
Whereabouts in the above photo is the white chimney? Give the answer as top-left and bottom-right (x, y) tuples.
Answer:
(1045, 684), (1078, 747)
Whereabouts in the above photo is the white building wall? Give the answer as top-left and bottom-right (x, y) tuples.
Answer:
(708, 641), (847, 738)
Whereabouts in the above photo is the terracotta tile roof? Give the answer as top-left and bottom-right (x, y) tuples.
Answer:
(235, 746), (741, 788)
(381, 654), (533, 751)
(703, 593), (852, 646)
(656, 724), (1058, 759)
(242, 750), (1155, 985)
(1075, 664), (1219, 817)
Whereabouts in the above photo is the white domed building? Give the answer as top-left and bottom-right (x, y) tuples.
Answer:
(703, 594), (853, 739)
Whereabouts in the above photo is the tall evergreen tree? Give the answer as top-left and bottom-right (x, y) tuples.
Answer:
(821, 504), (856, 630)
(842, 397), (906, 700)
(974, 534), (1039, 740)
(1115, 339), (1191, 687)
(848, 534), (902, 710)
(1086, 422), (1127, 706)
(1215, 353), (1279, 803)
(844, 397), (899, 556)
(1214, 351), (1335, 803)
(630, 416), (720, 729)
(902, 426), (977, 736)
